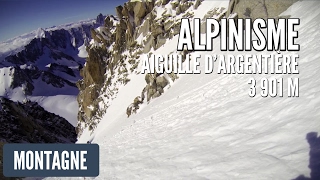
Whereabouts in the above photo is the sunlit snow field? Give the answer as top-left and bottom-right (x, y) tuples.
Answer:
(40, 0), (320, 179)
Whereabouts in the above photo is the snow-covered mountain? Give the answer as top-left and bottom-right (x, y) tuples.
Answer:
(0, 13), (113, 180)
(0, 15), (106, 127)
(0, 16), (106, 179)
(1, 0), (319, 179)
(72, 0), (319, 179)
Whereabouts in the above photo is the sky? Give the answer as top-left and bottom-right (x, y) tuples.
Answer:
(0, 0), (128, 42)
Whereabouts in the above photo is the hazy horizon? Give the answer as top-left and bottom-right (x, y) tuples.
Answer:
(0, 0), (128, 42)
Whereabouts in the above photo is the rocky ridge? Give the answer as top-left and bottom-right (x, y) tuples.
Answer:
(0, 97), (77, 180)
(0, 97), (77, 143)
(77, 0), (205, 135)
(0, 16), (103, 146)
(77, 0), (298, 136)
(0, 17), (103, 99)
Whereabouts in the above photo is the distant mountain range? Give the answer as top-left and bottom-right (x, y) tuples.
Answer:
(0, 15), (106, 144)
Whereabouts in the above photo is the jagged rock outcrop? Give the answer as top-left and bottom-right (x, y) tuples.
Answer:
(194, 0), (202, 9)
(116, 6), (124, 19)
(126, 96), (142, 117)
(162, 0), (170, 5)
(77, 1), (157, 134)
(0, 97), (77, 179)
(96, 13), (106, 25)
(134, 2), (147, 25)
(0, 97), (77, 143)
(77, 46), (108, 131)
(77, 0), (204, 135)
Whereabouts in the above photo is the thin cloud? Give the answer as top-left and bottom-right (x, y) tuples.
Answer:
(64, 14), (84, 20)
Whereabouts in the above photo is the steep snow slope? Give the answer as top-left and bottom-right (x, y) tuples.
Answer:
(0, 67), (13, 96)
(49, 0), (319, 179)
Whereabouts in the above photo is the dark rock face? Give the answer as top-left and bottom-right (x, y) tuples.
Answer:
(96, 13), (106, 26)
(5, 39), (43, 65)
(49, 63), (76, 77)
(0, 97), (77, 143)
(116, 5), (124, 19)
(10, 67), (34, 95)
(77, 1), (156, 133)
(0, 19), (100, 99)
(77, 46), (108, 133)
(4, 24), (92, 65)
(77, 0), (202, 134)
(0, 97), (77, 179)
